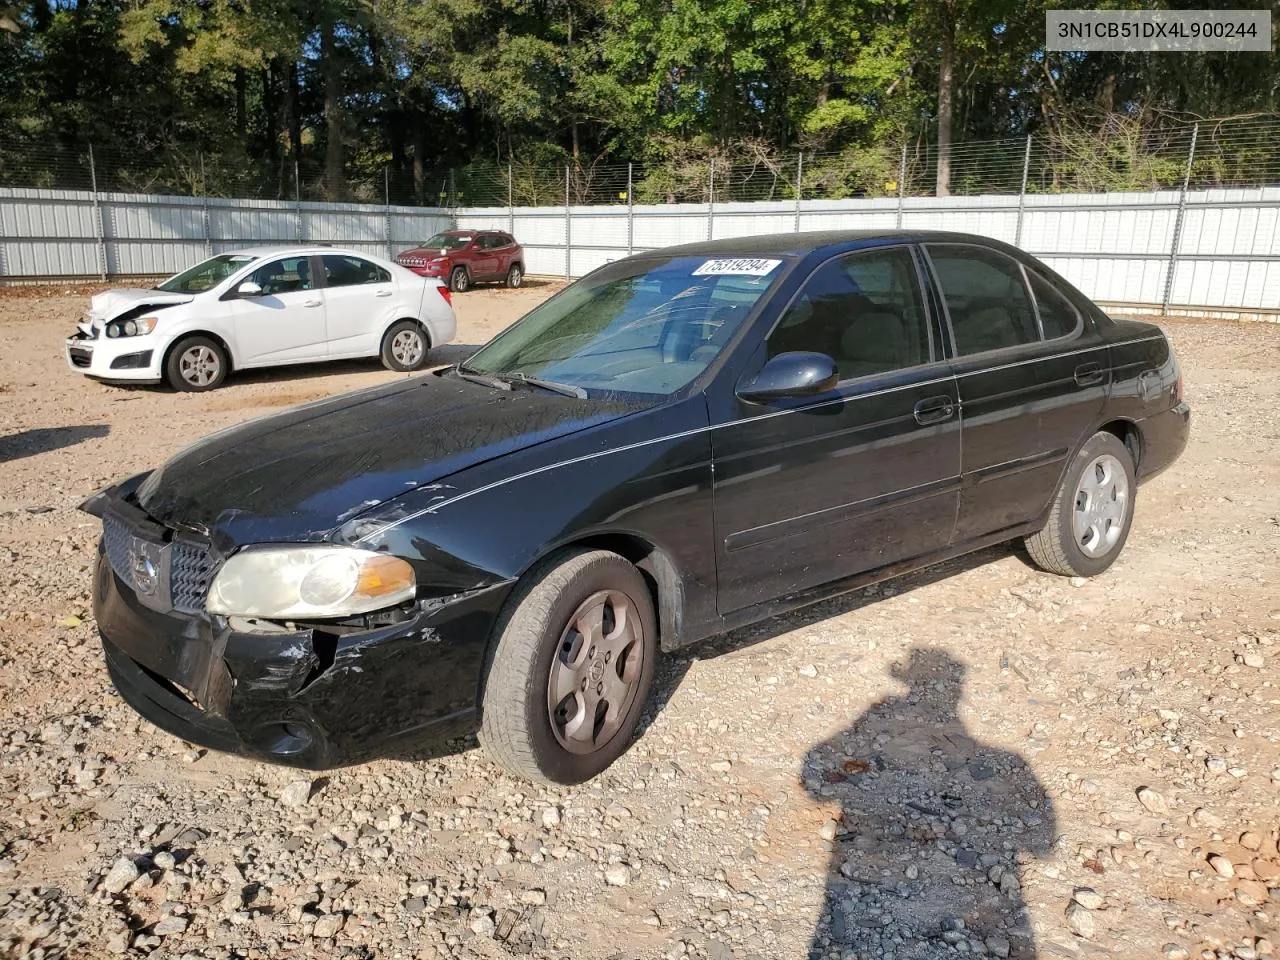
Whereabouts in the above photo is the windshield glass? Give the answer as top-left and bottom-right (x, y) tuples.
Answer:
(423, 233), (474, 251)
(462, 255), (788, 396)
(156, 254), (258, 294)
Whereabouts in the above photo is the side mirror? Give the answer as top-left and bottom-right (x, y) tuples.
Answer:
(737, 351), (840, 403)
(236, 281), (263, 298)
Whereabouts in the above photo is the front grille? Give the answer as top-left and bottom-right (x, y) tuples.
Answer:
(103, 514), (134, 589)
(103, 513), (218, 614)
(69, 346), (92, 368)
(170, 540), (216, 614)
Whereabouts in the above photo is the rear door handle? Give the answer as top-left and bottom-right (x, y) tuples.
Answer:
(914, 396), (956, 425)
(1074, 362), (1104, 387)
(303, 299), (322, 308)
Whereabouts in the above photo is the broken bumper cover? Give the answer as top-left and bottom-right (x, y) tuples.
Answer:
(94, 548), (513, 769)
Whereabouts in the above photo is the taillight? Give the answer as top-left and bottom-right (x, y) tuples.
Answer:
(1173, 371), (1183, 404)
(437, 285), (452, 307)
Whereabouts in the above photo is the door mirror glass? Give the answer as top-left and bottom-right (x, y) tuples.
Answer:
(236, 281), (263, 298)
(737, 351), (839, 402)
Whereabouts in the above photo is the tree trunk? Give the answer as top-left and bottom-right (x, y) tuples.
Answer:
(321, 18), (344, 201)
(261, 64), (281, 196)
(286, 61), (303, 170)
(412, 115), (427, 203)
(936, 8), (954, 197)
(1099, 71), (1116, 114)
(234, 68), (248, 146)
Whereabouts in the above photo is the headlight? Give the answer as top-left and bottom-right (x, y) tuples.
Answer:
(105, 316), (158, 338)
(206, 545), (415, 618)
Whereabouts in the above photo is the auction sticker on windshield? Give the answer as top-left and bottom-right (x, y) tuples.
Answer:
(692, 258), (782, 277)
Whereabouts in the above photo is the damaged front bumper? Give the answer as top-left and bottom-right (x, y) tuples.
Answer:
(89, 492), (514, 769)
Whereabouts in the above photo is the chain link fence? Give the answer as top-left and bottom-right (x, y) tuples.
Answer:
(2, 117), (1277, 208)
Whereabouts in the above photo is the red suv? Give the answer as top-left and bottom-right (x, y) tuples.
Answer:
(396, 230), (525, 293)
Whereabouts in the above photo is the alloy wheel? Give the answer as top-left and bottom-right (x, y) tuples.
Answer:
(179, 345), (220, 387)
(391, 329), (425, 367)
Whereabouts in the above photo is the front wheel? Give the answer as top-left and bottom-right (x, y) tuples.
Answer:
(380, 320), (430, 372)
(165, 336), (228, 392)
(505, 263), (524, 289)
(449, 266), (470, 293)
(1025, 431), (1137, 577)
(479, 549), (657, 785)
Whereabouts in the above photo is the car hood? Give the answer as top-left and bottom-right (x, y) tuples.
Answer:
(134, 372), (649, 548)
(88, 288), (194, 322)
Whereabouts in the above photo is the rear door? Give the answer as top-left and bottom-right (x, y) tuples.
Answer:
(711, 244), (961, 613)
(228, 255), (328, 365)
(923, 243), (1109, 541)
(470, 234), (501, 280)
(319, 254), (396, 357)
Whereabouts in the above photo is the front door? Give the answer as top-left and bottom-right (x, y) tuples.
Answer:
(229, 255), (329, 365)
(711, 244), (962, 614)
(923, 243), (1110, 540)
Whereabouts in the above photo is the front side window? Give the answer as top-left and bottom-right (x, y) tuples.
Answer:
(462, 255), (789, 396)
(927, 245), (1039, 355)
(322, 255), (389, 288)
(246, 256), (315, 296)
(157, 253), (258, 294)
(768, 246), (931, 380)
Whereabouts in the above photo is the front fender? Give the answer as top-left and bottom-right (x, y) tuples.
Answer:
(338, 397), (718, 642)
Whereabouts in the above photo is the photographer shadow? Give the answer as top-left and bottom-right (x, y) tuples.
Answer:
(804, 648), (1056, 960)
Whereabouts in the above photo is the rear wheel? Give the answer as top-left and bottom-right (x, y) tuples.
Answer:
(505, 263), (524, 289)
(380, 320), (430, 372)
(1025, 431), (1136, 577)
(479, 549), (657, 785)
(165, 336), (227, 392)
(449, 266), (470, 293)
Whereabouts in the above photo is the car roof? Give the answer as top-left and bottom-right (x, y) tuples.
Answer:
(223, 245), (385, 259)
(639, 229), (1024, 259)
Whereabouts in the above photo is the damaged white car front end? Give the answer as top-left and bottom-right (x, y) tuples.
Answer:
(65, 289), (196, 383)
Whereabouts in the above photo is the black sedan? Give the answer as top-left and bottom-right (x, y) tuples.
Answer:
(82, 231), (1190, 785)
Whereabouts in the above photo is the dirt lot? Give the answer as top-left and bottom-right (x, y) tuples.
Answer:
(0, 284), (1278, 960)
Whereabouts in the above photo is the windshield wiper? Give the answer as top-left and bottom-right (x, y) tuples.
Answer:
(455, 364), (512, 391)
(502, 372), (587, 399)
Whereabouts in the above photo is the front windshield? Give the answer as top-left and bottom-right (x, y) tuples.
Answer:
(462, 255), (788, 396)
(156, 254), (259, 294)
(423, 233), (473, 251)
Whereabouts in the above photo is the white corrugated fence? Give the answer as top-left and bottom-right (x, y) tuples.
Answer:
(2, 185), (1277, 319)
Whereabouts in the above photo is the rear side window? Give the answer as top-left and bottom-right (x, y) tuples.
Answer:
(1026, 270), (1081, 340)
(927, 245), (1038, 355)
(322, 255), (390, 287)
(769, 246), (931, 380)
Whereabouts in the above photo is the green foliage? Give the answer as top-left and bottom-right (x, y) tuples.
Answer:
(0, 0), (1276, 201)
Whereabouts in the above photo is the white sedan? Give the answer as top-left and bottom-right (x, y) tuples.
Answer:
(65, 246), (457, 391)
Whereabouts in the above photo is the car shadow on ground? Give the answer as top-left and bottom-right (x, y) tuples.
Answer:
(0, 424), (110, 463)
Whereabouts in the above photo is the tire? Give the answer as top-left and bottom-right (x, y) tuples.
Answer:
(1025, 431), (1137, 577)
(479, 549), (658, 785)
(449, 266), (470, 293)
(380, 320), (431, 372)
(505, 263), (524, 289)
(165, 336), (228, 392)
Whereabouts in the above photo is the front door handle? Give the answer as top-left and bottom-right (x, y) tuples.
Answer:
(375, 289), (393, 297)
(302, 298), (322, 308)
(1074, 362), (1105, 387)
(914, 396), (956, 426)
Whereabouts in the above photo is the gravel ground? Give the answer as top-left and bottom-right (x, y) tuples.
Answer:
(0, 285), (1278, 960)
